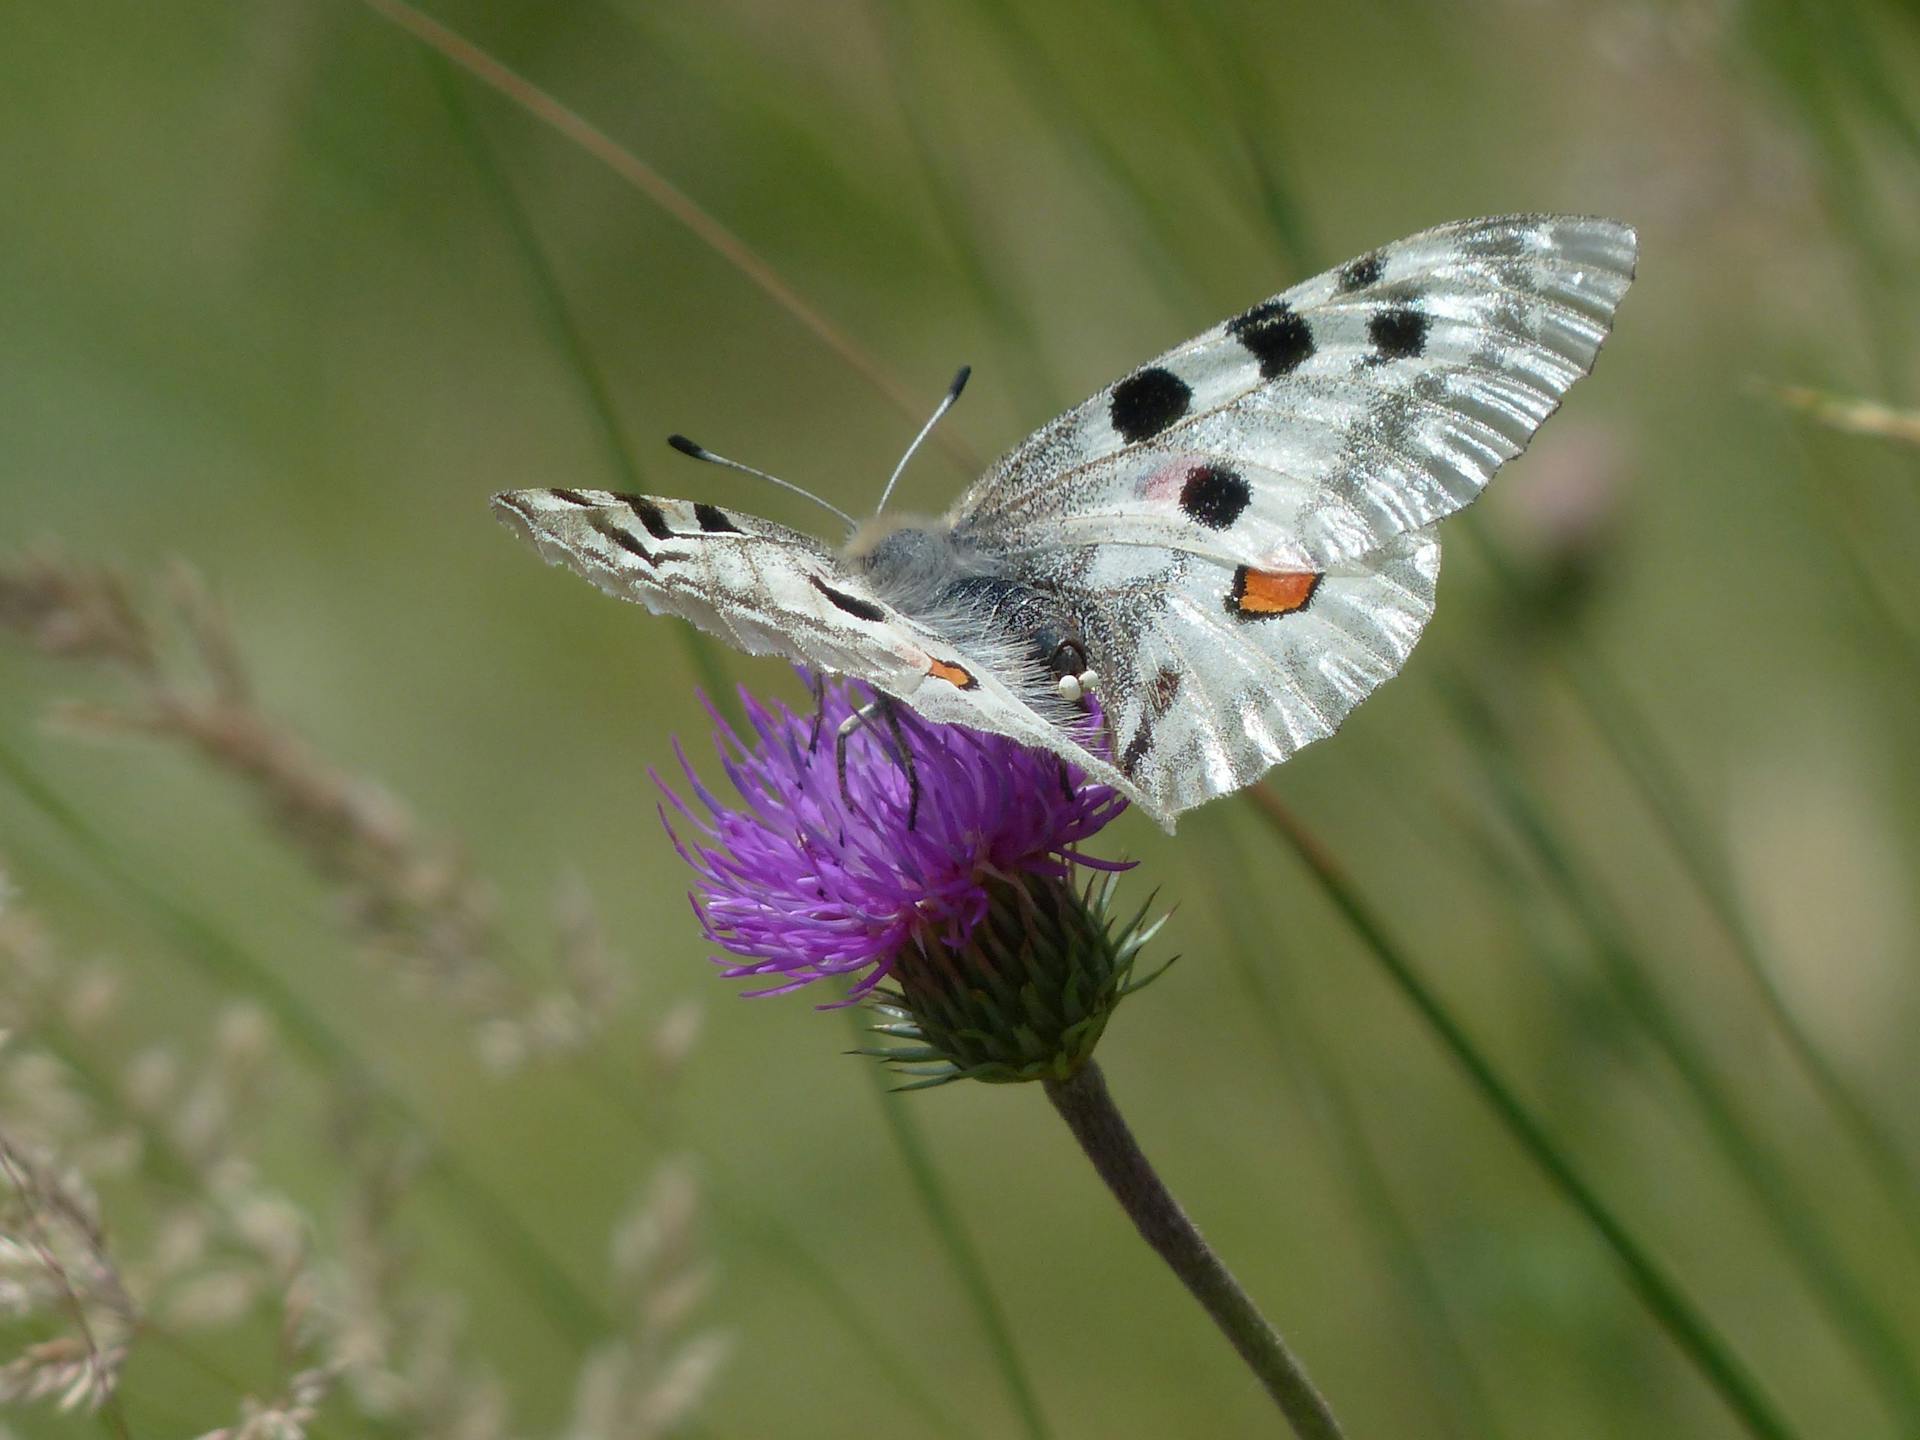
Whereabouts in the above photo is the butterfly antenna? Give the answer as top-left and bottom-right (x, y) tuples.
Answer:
(874, 365), (970, 517)
(665, 434), (857, 529)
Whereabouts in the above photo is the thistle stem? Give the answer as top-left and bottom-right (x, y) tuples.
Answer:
(1043, 1061), (1345, 1439)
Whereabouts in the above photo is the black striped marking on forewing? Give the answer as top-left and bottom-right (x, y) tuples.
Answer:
(591, 520), (656, 564)
(808, 574), (888, 622)
(540, 488), (676, 539)
(496, 493), (690, 566)
(544, 490), (748, 544)
(694, 503), (743, 533)
(624, 496), (676, 540)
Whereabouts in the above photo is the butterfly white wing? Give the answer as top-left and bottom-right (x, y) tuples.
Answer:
(953, 214), (1636, 568)
(1008, 531), (1439, 818)
(490, 487), (1156, 809)
(949, 214), (1634, 822)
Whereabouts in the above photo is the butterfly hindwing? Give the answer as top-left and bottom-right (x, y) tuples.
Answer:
(999, 531), (1439, 819)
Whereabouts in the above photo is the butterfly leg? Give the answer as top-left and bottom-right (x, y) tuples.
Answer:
(880, 700), (922, 830)
(806, 670), (828, 753)
(834, 697), (922, 829)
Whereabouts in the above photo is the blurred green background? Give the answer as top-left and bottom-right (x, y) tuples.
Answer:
(3, 0), (1919, 1436)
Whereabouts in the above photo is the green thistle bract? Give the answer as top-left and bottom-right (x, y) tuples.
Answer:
(866, 871), (1171, 1088)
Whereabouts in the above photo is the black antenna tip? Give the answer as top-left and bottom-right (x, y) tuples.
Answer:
(666, 433), (705, 459)
(949, 365), (972, 399)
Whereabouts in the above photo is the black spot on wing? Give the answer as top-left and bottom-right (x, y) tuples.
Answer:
(1338, 253), (1383, 292)
(808, 575), (887, 622)
(550, 488), (596, 506)
(1120, 725), (1154, 778)
(693, 503), (742, 534)
(1109, 367), (1192, 443)
(1178, 465), (1252, 530)
(1368, 307), (1429, 360)
(1226, 299), (1315, 379)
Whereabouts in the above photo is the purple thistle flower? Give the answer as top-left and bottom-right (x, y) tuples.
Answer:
(658, 676), (1130, 1002)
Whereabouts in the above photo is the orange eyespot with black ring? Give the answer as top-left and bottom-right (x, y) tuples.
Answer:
(1226, 567), (1321, 619)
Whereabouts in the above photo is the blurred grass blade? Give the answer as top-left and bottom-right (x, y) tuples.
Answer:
(1463, 523), (1920, 1255)
(1756, 382), (1920, 448)
(0, 734), (612, 1351)
(872, 2), (1059, 414)
(430, 58), (738, 724)
(850, 1013), (1054, 1440)
(432, 59), (640, 486)
(1443, 675), (1920, 1430)
(1197, 812), (1507, 1440)
(699, 1179), (980, 1440)
(1738, 0), (1920, 388)
(1244, 787), (1799, 1440)
(958, 0), (1208, 312)
(963, 0), (1323, 300)
(1558, 635), (1920, 1233)
(1152, 2), (1321, 278)
(356, 0), (972, 466)
(1778, 431), (1920, 681)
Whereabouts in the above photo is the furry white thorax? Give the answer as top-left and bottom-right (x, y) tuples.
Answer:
(844, 514), (1090, 725)
(841, 513), (982, 608)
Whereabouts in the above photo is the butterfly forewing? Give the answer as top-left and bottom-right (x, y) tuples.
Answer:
(490, 486), (1156, 808)
(953, 214), (1636, 568)
(493, 490), (875, 672)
